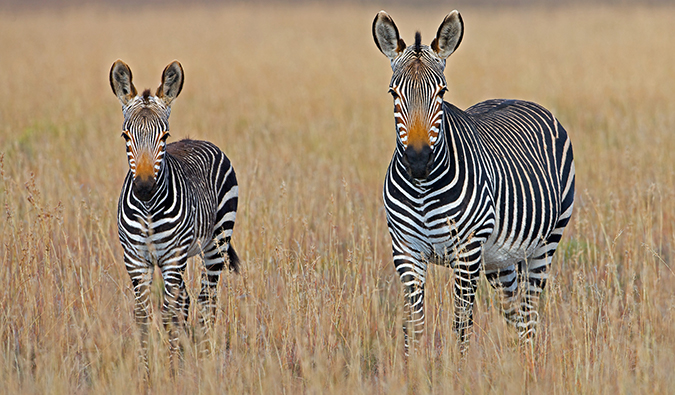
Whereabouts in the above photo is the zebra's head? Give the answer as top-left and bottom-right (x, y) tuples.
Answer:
(110, 60), (184, 201)
(373, 10), (463, 180)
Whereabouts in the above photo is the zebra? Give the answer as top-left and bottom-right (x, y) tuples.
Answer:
(109, 60), (240, 373)
(372, 11), (575, 355)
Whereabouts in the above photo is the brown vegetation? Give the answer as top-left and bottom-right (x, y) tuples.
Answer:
(1, 4), (675, 393)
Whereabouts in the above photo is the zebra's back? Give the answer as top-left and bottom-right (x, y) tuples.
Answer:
(460, 99), (575, 269)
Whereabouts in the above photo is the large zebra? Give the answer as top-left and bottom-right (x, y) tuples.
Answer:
(372, 11), (575, 354)
(110, 60), (240, 372)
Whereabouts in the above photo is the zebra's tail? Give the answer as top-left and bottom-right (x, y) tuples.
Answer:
(227, 244), (241, 273)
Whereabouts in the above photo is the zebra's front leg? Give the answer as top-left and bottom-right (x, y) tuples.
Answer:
(159, 254), (189, 374)
(452, 242), (483, 353)
(394, 249), (427, 356)
(197, 240), (228, 356)
(125, 254), (153, 378)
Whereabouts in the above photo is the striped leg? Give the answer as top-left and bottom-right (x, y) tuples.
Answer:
(518, 243), (554, 343)
(484, 264), (520, 328)
(197, 240), (228, 355)
(159, 254), (189, 373)
(393, 243), (426, 356)
(516, 175), (574, 343)
(124, 253), (154, 378)
(402, 280), (425, 356)
(452, 241), (482, 352)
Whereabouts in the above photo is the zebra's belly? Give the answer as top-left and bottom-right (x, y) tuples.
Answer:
(185, 230), (215, 258)
(481, 240), (538, 270)
(480, 221), (548, 271)
(127, 232), (187, 264)
(185, 214), (217, 258)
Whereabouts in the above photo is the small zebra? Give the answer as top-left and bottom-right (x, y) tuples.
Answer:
(110, 60), (240, 372)
(372, 11), (575, 354)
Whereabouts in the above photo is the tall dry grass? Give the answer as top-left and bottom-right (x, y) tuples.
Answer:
(1, 4), (675, 393)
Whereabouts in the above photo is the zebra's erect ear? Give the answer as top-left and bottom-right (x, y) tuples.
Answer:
(156, 61), (184, 106)
(110, 60), (137, 106)
(373, 11), (406, 60)
(431, 10), (464, 59)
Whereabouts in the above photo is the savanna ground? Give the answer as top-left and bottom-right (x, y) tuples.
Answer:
(1, 3), (675, 393)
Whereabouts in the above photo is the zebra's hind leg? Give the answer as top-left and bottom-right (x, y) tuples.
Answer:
(484, 265), (520, 329)
(518, 242), (555, 344)
(159, 255), (189, 374)
(452, 242), (483, 353)
(197, 238), (238, 355)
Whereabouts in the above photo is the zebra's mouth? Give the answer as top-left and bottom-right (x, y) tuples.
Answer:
(402, 145), (433, 181)
(132, 176), (157, 202)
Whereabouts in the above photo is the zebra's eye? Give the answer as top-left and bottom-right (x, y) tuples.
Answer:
(388, 88), (399, 99)
(160, 132), (171, 142)
(439, 87), (448, 96)
(121, 131), (131, 141)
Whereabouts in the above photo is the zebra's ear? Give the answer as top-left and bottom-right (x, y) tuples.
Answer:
(110, 60), (137, 106)
(431, 10), (463, 59)
(373, 11), (406, 60)
(156, 61), (184, 106)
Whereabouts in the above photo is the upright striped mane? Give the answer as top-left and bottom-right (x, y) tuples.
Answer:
(142, 89), (151, 103)
(414, 31), (422, 55)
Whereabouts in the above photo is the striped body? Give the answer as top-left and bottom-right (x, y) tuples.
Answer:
(119, 139), (238, 269)
(387, 99), (574, 269)
(373, 11), (575, 354)
(469, 100), (574, 269)
(385, 99), (574, 349)
(110, 60), (239, 375)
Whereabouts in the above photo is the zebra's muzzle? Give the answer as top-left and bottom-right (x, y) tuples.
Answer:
(132, 176), (157, 202)
(402, 145), (433, 180)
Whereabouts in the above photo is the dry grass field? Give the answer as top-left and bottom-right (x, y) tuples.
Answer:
(1, 3), (675, 394)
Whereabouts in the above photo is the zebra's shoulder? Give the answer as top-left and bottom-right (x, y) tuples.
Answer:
(442, 101), (474, 123)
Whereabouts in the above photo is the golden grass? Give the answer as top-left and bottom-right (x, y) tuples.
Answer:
(1, 3), (675, 393)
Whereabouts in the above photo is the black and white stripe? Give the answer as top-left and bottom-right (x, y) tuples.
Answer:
(373, 11), (575, 354)
(110, 60), (239, 373)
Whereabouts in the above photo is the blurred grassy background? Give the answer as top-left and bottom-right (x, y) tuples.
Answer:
(1, 2), (675, 393)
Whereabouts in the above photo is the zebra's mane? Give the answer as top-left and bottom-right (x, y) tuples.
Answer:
(142, 89), (151, 102)
(414, 31), (422, 55)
